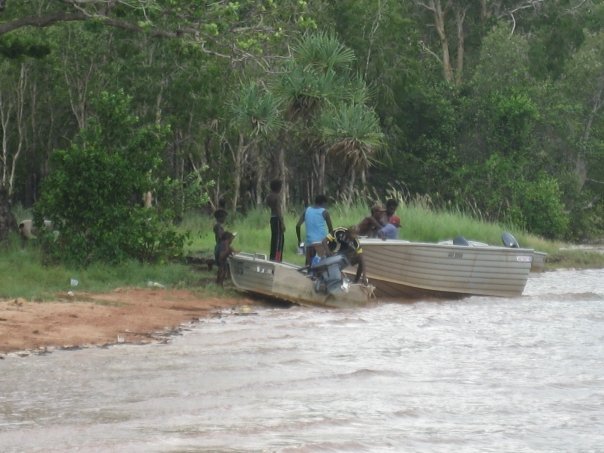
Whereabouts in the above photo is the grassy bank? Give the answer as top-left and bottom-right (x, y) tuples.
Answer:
(0, 238), (212, 300)
(182, 202), (597, 266)
(3, 202), (603, 300)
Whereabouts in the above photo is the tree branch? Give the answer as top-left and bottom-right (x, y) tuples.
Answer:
(0, 12), (88, 35)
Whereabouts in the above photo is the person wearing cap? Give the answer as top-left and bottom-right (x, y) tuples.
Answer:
(356, 204), (387, 237)
(378, 215), (402, 240)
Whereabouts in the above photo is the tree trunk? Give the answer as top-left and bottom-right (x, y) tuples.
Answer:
(255, 157), (264, 207)
(0, 63), (27, 197)
(0, 186), (16, 242)
(230, 132), (249, 213)
(318, 148), (326, 196)
(61, 29), (94, 129)
(346, 169), (357, 204)
(278, 145), (287, 211)
(433, 0), (453, 83)
(454, 6), (468, 86)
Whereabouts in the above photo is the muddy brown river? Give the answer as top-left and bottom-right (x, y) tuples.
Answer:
(1, 268), (603, 452)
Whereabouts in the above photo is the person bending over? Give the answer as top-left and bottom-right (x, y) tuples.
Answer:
(323, 227), (366, 284)
(296, 194), (333, 266)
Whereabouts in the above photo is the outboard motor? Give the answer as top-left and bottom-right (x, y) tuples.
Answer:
(502, 231), (520, 248)
(311, 254), (350, 295)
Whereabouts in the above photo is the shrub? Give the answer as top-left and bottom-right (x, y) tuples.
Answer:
(34, 90), (187, 266)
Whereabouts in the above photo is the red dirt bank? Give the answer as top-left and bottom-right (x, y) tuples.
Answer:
(0, 288), (247, 355)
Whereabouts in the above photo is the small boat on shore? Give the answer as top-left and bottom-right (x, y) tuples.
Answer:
(358, 237), (534, 299)
(229, 252), (375, 308)
(438, 233), (547, 273)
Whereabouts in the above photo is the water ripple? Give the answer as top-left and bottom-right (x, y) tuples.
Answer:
(0, 269), (603, 452)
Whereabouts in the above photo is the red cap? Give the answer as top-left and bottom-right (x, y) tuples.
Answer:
(390, 215), (401, 227)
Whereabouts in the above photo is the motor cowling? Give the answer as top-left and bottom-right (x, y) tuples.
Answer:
(311, 254), (350, 295)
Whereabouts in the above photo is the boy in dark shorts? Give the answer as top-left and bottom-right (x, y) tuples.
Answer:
(265, 179), (285, 262)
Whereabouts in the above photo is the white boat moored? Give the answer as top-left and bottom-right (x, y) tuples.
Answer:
(358, 238), (534, 299)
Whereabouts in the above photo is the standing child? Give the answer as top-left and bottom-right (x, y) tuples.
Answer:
(215, 231), (237, 286)
(212, 209), (228, 245)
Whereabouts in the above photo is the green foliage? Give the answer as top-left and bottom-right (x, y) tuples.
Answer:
(229, 81), (284, 136)
(0, 238), (204, 299)
(320, 102), (384, 170)
(0, 35), (50, 59)
(471, 25), (532, 96)
(513, 175), (570, 239)
(526, 1), (588, 80)
(1, 0), (603, 240)
(33, 90), (187, 266)
(485, 92), (540, 156)
(162, 171), (214, 220)
(452, 154), (569, 239)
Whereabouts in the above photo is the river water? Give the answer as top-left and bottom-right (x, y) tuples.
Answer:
(1, 269), (603, 452)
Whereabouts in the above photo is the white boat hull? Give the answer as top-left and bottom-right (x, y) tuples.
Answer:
(229, 253), (374, 308)
(358, 239), (533, 298)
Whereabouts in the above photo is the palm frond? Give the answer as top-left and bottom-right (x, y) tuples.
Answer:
(319, 103), (385, 170)
(294, 31), (356, 75)
(230, 81), (283, 136)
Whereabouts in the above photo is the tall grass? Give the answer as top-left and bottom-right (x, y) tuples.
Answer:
(0, 236), (204, 300)
(3, 200), (598, 300)
(183, 200), (563, 263)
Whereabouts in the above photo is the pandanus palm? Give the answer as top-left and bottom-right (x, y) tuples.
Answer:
(228, 81), (282, 211)
(319, 102), (385, 201)
(276, 32), (359, 197)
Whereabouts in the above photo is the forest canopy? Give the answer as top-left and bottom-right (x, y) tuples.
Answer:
(0, 0), (603, 263)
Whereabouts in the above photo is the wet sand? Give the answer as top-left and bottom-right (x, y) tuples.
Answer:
(0, 288), (247, 356)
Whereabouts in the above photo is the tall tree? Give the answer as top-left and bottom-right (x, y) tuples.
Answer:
(227, 81), (282, 212)
(276, 32), (383, 199)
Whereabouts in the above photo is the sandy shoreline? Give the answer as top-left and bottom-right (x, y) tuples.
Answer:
(0, 287), (250, 357)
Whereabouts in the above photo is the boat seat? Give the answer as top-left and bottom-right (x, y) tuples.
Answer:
(453, 236), (470, 246)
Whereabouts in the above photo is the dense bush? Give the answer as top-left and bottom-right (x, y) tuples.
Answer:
(33, 90), (187, 266)
(512, 175), (570, 239)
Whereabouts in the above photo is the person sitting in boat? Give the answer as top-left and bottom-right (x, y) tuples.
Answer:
(385, 198), (399, 222)
(378, 215), (401, 240)
(322, 227), (366, 284)
(356, 204), (387, 238)
(215, 231), (237, 287)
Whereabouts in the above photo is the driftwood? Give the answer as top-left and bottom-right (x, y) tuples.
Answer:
(185, 253), (215, 271)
